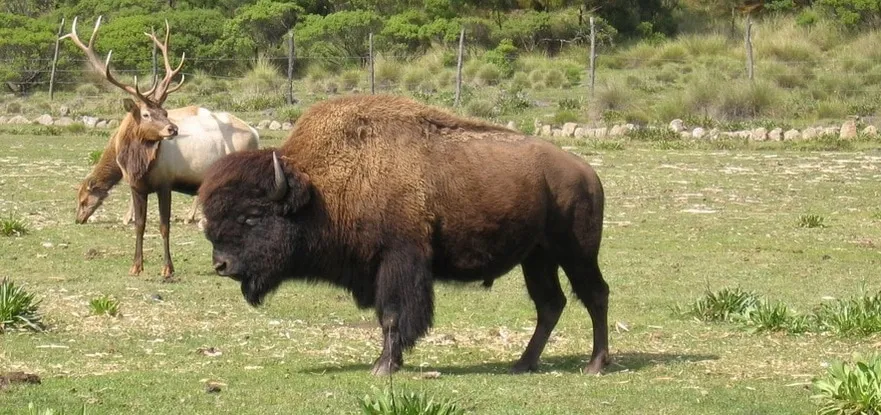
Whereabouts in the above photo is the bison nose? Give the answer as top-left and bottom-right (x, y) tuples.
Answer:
(213, 259), (228, 275)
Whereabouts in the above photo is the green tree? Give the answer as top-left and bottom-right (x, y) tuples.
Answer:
(295, 10), (383, 66)
(0, 12), (57, 94)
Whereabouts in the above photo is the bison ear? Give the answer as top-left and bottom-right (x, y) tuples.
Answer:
(282, 169), (312, 215)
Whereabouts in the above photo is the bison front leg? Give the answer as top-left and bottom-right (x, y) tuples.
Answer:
(129, 189), (148, 276)
(157, 188), (176, 281)
(371, 247), (435, 376)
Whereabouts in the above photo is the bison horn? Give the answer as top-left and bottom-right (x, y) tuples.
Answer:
(269, 151), (289, 201)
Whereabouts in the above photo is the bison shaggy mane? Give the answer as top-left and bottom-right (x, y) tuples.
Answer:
(199, 94), (610, 376)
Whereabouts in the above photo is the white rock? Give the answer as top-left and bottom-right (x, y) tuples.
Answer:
(691, 127), (706, 139)
(96, 120), (108, 128)
(58, 105), (70, 116)
(824, 127), (839, 137)
(609, 125), (624, 137)
(594, 127), (608, 137)
(81, 116), (98, 128)
(801, 127), (817, 140)
(0, 116), (7, 124)
(707, 128), (720, 139)
(540, 125), (552, 137)
(751, 127), (767, 141)
(669, 119), (685, 133)
(574, 127), (586, 138)
(36, 114), (53, 126)
(269, 121), (282, 131)
(783, 129), (801, 141)
(840, 119), (857, 139)
(54, 117), (74, 127)
(282, 122), (293, 130)
(257, 119), (271, 129)
(8, 115), (30, 124)
(768, 127), (783, 141)
(562, 122), (578, 137)
(107, 119), (119, 129)
(680, 131), (691, 139)
(552, 128), (564, 137)
(505, 121), (516, 130)
(863, 125), (878, 137)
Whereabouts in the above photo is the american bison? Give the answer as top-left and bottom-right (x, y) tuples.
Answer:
(198, 94), (609, 375)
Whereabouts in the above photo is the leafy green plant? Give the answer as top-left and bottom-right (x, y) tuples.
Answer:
(744, 301), (797, 333)
(812, 354), (881, 415)
(87, 150), (103, 166)
(358, 387), (464, 415)
(681, 287), (760, 323)
(812, 292), (881, 336)
(0, 278), (43, 332)
(1, 214), (29, 237)
(89, 294), (120, 317)
(798, 214), (826, 228)
(558, 97), (582, 111)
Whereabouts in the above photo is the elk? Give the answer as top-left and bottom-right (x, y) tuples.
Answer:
(65, 16), (260, 280)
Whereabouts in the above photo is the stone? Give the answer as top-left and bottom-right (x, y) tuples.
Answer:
(624, 123), (636, 133)
(783, 129), (801, 141)
(269, 121), (282, 131)
(505, 121), (516, 130)
(0, 116), (7, 124)
(863, 125), (878, 137)
(81, 116), (98, 128)
(680, 131), (691, 139)
(533, 119), (542, 134)
(36, 114), (53, 126)
(54, 117), (74, 127)
(707, 128), (720, 139)
(282, 122), (293, 131)
(96, 120), (108, 128)
(768, 127), (783, 141)
(824, 127), (839, 137)
(840, 118), (857, 139)
(609, 125), (624, 137)
(801, 127), (817, 140)
(58, 105), (70, 116)
(691, 127), (705, 139)
(540, 125), (551, 137)
(594, 127), (608, 137)
(552, 128), (564, 137)
(573, 127), (586, 138)
(669, 119), (685, 133)
(257, 119), (271, 129)
(751, 127), (767, 141)
(562, 122), (578, 137)
(107, 119), (119, 129)
(8, 115), (30, 124)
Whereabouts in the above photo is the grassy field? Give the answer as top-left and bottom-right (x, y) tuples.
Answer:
(1, 127), (881, 414)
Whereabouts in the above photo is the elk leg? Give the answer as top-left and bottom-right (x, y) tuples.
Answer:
(562, 258), (610, 375)
(184, 198), (199, 224)
(129, 189), (148, 276)
(512, 248), (565, 374)
(158, 188), (175, 280)
(122, 195), (134, 225)
(371, 246), (434, 376)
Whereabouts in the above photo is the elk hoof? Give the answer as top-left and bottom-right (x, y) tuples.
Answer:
(510, 360), (538, 374)
(129, 264), (143, 276)
(161, 265), (175, 279)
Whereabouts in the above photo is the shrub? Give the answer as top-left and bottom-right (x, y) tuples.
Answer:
(543, 69), (566, 88)
(6, 101), (22, 113)
(466, 99), (495, 118)
(75, 83), (100, 97)
(716, 80), (780, 120)
(358, 388), (464, 415)
(277, 106), (303, 123)
(558, 97), (582, 111)
(496, 89), (531, 115)
(812, 292), (881, 336)
(593, 79), (633, 112)
(812, 355), (881, 415)
(798, 214), (826, 228)
(1, 214), (29, 237)
(403, 68), (432, 91)
(681, 287), (760, 323)
(475, 64), (501, 86)
(375, 57), (405, 88)
(553, 109), (579, 124)
(0, 278), (43, 333)
(240, 55), (285, 95)
(509, 72), (530, 90)
(89, 294), (120, 317)
(339, 69), (362, 91)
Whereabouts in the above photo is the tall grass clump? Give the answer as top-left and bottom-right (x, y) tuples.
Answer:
(0, 278), (44, 332)
(241, 55), (285, 95)
(716, 80), (781, 120)
(812, 292), (881, 336)
(89, 294), (120, 317)
(1, 214), (29, 237)
(374, 56), (405, 89)
(592, 78), (633, 113)
(798, 214), (826, 228)
(812, 355), (881, 415)
(680, 287), (760, 323)
(358, 388), (464, 415)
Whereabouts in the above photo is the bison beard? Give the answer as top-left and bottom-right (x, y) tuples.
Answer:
(198, 94), (610, 376)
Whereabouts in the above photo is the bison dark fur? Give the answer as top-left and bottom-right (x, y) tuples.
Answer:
(198, 94), (610, 376)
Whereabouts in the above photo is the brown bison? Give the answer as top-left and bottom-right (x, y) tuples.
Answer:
(198, 94), (609, 376)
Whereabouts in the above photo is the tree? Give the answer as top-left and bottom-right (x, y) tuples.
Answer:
(0, 12), (57, 94)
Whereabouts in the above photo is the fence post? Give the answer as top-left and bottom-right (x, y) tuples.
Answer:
(368, 32), (375, 94)
(454, 28), (465, 107)
(745, 13), (754, 81)
(287, 31), (295, 105)
(49, 18), (64, 100)
(589, 16), (596, 97)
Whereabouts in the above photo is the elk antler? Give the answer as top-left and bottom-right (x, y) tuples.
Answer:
(141, 20), (186, 104)
(59, 16), (152, 104)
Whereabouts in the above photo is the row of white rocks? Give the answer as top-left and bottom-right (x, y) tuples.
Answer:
(535, 118), (879, 140)
(0, 113), (298, 132)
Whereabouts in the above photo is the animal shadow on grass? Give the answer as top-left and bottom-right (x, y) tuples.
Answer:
(299, 352), (718, 376)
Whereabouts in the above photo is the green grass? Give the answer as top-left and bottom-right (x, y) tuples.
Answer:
(358, 387), (465, 415)
(1, 214), (29, 237)
(88, 294), (120, 317)
(2, 130), (881, 413)
(0, 278), (44, 333)
(798, 214), (827, 228)
(812, 355), (881, 415)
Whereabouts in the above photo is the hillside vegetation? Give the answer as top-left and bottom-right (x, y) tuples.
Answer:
(2, 0), (881, 127)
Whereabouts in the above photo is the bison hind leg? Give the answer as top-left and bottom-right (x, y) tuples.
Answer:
(511, 248), (565, 374)
(561, 257), (610, 375)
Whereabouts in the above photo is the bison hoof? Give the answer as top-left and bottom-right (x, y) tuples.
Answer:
(371, 360), (401, 376)
(510, 361), (538, 374)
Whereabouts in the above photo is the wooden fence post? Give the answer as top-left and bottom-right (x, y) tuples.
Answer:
(589, 16), (596, 97)
(368, 32), (375, 94)
(454, 28), (465, 107)
(287, 31), (295, 104)
(745, 14), (754, 81)
(49, 18), (64, 100)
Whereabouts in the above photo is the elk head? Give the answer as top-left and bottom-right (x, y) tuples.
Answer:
(61, 16), (186, 142)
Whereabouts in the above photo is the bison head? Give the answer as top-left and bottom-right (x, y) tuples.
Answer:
(198, 149), (313, 306)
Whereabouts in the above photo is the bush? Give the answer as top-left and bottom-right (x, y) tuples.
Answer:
(812, 292), (881, 336)
(466, 99), (495, 118)
(475, 64), (501, 86)
(339, 69), (362, 91)
(403, 68), (431, 91)
(75, 83), (100, 97)
(812, 355), (881, 415)
(681, 287), (760, 323)
(0, 278), (43, 333)
(544, 69), (566, 89)
(716, 80), (780, 120)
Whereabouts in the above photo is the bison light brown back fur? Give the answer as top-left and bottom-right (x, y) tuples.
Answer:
(199, 94), (609, 376)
